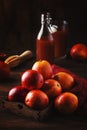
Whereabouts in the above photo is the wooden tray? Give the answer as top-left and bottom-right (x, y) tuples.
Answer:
(0, 97), (53, 121)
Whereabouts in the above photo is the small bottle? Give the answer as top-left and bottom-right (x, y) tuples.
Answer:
(36, 14), (55, 64)
(46, 13), (69, 59)
(52, 20), (68, 59)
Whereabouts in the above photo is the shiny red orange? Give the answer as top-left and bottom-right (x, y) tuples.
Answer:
(70, 43), (87, 61)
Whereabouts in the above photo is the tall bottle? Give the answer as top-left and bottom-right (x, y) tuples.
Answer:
(36, 14), (55, 64)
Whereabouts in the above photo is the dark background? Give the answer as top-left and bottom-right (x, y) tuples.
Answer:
(0, 0), (87, 55)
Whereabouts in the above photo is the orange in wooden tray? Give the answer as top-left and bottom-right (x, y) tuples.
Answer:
(41, 79), (62, 99)
(21, 69), (44, 90)
(55, 92), (78, 114)
(25, 90), (49, 110)
(32, 60), (53, 80)
(53, 71), (75, 91)
(8, 86), (29, 103)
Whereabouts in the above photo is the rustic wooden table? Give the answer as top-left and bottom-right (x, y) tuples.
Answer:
(0, 57), (87, 130)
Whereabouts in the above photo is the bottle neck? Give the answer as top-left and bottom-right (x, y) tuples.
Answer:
(37, 16), (51, 40)
(46, 12), (58, 33)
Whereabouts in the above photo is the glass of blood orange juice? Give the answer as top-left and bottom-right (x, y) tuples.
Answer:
(52, 20), (69, 59)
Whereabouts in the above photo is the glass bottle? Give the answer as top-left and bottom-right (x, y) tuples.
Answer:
(36, 14), (55, 64)
(46, 13), (69, 59)
(52, 20), (69, 59)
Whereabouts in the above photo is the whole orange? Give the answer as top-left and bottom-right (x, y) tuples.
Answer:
(41, 79), (62, 99)
(70, 43), (87, 61)
(21, 69), (44, 90)
(25, 90), (49, 110)
(55, 92), (78, 114)
(53, 72), (74, 91)
(8, 86), (29, 103)
(32, 60), (53, 80)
